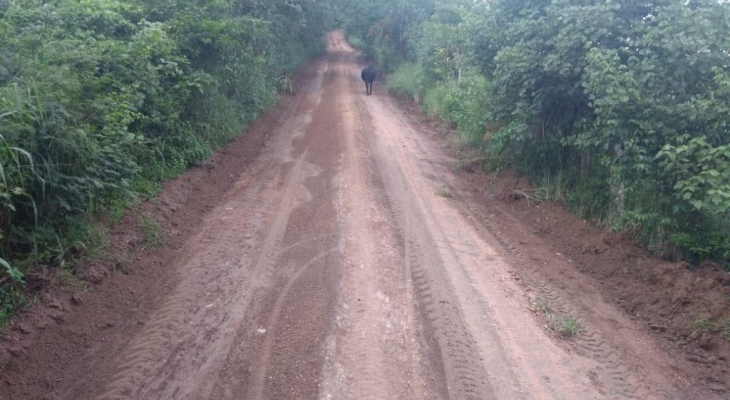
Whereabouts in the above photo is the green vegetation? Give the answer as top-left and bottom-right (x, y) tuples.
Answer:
(534, 297), (550, 315)
(691, 316), (730, 340)
(0, 0), (335, 318)
(531, 297), (581, 338)
(386, 63), (428, 103)
(558, 316), (582, 338)
(694, 316), (713, 333)
(2, 0), (730, 323)
(340, 0), (730, 268)
(139, 217), (164, 249)
(435, 186), (453, 199)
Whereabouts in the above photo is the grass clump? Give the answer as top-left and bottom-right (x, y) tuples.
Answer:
(531, 297), (582, 338)
(693, 316), (713, 332)
(558, 316), (582, 337)
(534, 297), (551, 315)
(139, 217), (165, 249)
(435, 186), (454, 199)
(386, 63), (429, 103)
(0, 286), (27, 328)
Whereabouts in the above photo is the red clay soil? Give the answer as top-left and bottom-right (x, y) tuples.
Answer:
(0, 83), (296, 399)
(401, 99), (730, 394)
(484, 175), (730, 388)
(0, 31), (728, 400)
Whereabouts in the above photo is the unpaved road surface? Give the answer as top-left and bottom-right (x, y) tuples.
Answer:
(1, 31), (718, 400)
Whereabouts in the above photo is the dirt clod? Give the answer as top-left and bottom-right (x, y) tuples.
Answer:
(77, 260), (113, 284)
(71, 293), (84, 305)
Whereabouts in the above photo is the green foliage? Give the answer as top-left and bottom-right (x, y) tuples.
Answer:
(657, 137), (730, 217)
(421, 76), (491, 147)
(0, 0), (335, 316)
(386, 63), (429, 102)
(0, 258), (22, 283)
(472, 0), (730, 265)
(139, 217), (164, 249)
(0, 285), (26, 327)
(341, 0), (730, 267)
(694, 316), (713, 333)
(531, 297), (581, 338)
(558, 316), (582, 338)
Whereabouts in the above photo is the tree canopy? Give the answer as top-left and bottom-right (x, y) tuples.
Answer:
(342, 0), (730, 265)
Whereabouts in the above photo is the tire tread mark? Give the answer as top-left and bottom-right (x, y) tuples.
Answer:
(462, 202), (643, 400)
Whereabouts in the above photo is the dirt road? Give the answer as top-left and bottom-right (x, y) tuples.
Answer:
(1, 31), (718, 400)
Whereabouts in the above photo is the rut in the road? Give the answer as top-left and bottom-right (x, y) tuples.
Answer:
(351, 103), (497, 399)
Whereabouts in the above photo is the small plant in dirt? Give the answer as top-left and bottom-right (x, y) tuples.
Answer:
(558, 316), (582, 337)
(139, 217), (165, 249)
(0, 286), (27, 328)
(693, 316), (713, 333)
(436, 186), (454, 199)
(534, 297), (551, 315)
(112, 251), (134, 275)
(531, 297), (581, 338)
(453, 156), (487, 173)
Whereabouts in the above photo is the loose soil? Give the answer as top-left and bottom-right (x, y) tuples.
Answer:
(397, 97), (730, 395)
(0, 31), (727, 400)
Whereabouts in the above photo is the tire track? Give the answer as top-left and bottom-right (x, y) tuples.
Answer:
(351, 86), (496, 399)
(210, 50), (343, 400)
(90, 62), (324, 398)
(251, 247), (339, 400)
(320, 55), (429, 400)
(458, 200), (644, 399)
(93, 153), (309, 400)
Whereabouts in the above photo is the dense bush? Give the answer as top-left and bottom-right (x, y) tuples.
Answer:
(0, 0), (333, 305)
(385, 62), (428, 102)
(2, 0), (729, 322)
(342, 0), (730, 266)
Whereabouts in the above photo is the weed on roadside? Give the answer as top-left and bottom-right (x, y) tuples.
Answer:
(693, 316), (713, 332)
(133, 179), (164, 201)
(720, 319), (730, 342)
(558, 316), (582, 337)
(531, 297), (582, 338)
(436, 186), (454, 199)
(139, 217), (165, 249)
(112, 250), (133, 274)
(44, 220), (111, 269)
(453, 156), (486, 173)
(533, 173), (567, 203)
(689, 315), (730, 341)
(534, 297), (551, 315)
(0, 286), (27, 328)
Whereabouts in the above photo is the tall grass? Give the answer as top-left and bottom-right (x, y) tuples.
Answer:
(387, 62), (491, 148)
(386, 63), (429, 103)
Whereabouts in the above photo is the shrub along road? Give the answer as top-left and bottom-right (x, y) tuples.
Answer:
(0, 31), (721, 400)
